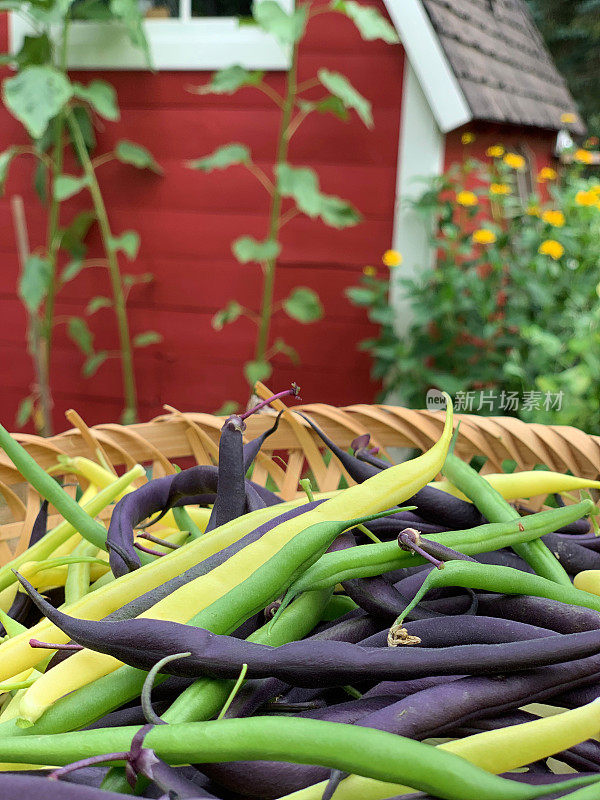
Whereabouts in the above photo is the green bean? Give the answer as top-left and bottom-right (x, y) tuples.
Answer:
(0, 718), (597, 800)
(278, 501), (593, 598)
(442, 452), (571, 585)
(64, 541), (101, 606)
(392, 560), (600, 631)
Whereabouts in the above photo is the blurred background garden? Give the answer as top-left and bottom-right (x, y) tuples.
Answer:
(0, 0), (598, 435)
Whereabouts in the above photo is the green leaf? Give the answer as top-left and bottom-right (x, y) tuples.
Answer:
(71, 106), (96, 155)
(61, 259), (84, 283)
(253, 0), (308, 45)
(115, 139), (162, 174)
(86, 296), (112, 314)
(346, 286), (376, 305)
(71, 0), (114, 20)
(122, 271), (153, 287)
(54, 174), (89, 201)
(28, 0), (73, 25)
(14, 34), (52, 68)
(317, 69), (373, 128)
(16, 396), (34, 428)
(60, 211), (96, 256)
(283, 287), (323, 323)
(214, 400), (240, 416)
(0, 147), (17, 195)
(332, 0), (399, 43)
(110, 0), (152, 66)
(73, 80), (119, 121)
(277, 163), (361, 228)
(187, 144), (251, 172)
(83, 351), (109, 377)
(68, 317), (94, 356)
(108, 230), (140, 260)
(244, 359), (272, 387)
(298, 95), (349, 121)
(133, 330), (162, 347)
(2, 66), (73, 139)
(193, 65), (264, 95)
(18, 255), (51, 314)
(212, 300), (243, 331)
(232, 236), (280, 264)
(272, 337), (300, 364)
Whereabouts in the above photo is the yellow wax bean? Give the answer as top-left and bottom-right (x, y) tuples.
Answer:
(282, 700), (600, 800)
(574, 570), (600, 596)
(18, 401), (454, 724)
(0, 585), (18, 613)
(0, 500), (304, 683)
(431, 471), (600, 502)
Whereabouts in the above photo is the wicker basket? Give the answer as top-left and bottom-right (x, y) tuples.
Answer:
(1, 382), (599, 563)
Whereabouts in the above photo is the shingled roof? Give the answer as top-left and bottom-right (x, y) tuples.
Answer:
(420, 0), (586, 134)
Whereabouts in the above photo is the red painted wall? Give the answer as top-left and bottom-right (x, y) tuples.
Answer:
(0, 3), (404, 431)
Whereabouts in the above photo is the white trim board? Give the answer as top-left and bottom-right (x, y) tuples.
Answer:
(390, 62), (445, 338)
(9, 0), (293, 70)
(383, 0), (471, 133)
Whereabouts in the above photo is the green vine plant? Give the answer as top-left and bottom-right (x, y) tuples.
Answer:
(188, 0), (399, 390)
(0, 0), (161, 431)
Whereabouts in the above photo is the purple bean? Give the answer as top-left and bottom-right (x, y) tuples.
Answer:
(476, 594), (600, 633)
(21, 575), (600, 685)
(0, 775), (135, 799)
(473, 549), (535, 572)
(207, 416), (250, 532)
(541, 533), (600, 573)
(242, 411), (283, 472)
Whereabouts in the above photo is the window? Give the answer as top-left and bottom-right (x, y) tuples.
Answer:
(9, 0), (292, 70)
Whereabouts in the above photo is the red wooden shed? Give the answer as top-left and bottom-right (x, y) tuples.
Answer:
(0, 0), (584, 430)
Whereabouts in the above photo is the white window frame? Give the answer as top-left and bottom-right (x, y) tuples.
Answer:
(9, 0), (292, 70)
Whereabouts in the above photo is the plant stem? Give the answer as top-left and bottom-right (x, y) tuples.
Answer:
(254, 41), (299, 365)
(66, 111), (139, 424)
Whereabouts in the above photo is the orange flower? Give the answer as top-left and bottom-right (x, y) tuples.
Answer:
(382, 250), (402, 267)
(456, 190), (478, 207)
(472, 229), (496, 245)
(537, 167), (557, 182)
(486, 145), (504, 158)
(575, 149), (594, 165)
(575, 190), (597, 207)
(539, 239), (564, 260)
(503, 153), (526, 171)
(490, 183), (511, 195)
(541, 210), (565, 227)
(461, 132), (475, 145)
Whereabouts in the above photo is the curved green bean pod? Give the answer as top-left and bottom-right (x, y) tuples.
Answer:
(392, 560), (600, 630)
(0, 718), (596, 800)
(442, 452), (571, 585)
(64, 541), (102, 605)
(278, 501), (593, 600)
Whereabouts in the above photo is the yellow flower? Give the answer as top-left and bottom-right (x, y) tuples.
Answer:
(503, 153), (526, 171)
(537, 167), (557, 182)
(489, 183), (511, 195)
(591, 185), (600, 196)
(526, 204), (540, 217)
(363, 265), (376, 277)
(461, 132), (475, 145)
(538, 239), (564, 260)
(575, 149), (594, 165)
(472, 229), (496, 245)
(560, 112), (577, 124)
(575, 190), (597, 207)
(486, 145), (504, 158)
(456, 190), (478, 207)
(541, 209), (565, 227)
(382, 250), (402, 268)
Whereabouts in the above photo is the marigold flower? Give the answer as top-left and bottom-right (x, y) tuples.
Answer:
(526, 204), (540, 217)
(486, 145), (504, 158)
(541, 210), (565, 227)
(560, 112), (577, 124)
(503, 153), (526, 171)
(575, 149), (594, 165)
(363, 265), (376, 277)
(472, 229), (496, 245)
(537, 167), (557, 182)
(490, 183), (511, 195)
(538, 239), (564, 260)
(382, 250), (402, 267)
(575, 190), (597, 207)
(456, 190), (478, 207)
(461, 132), (475, 145)
(585, 136), (599, 147)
